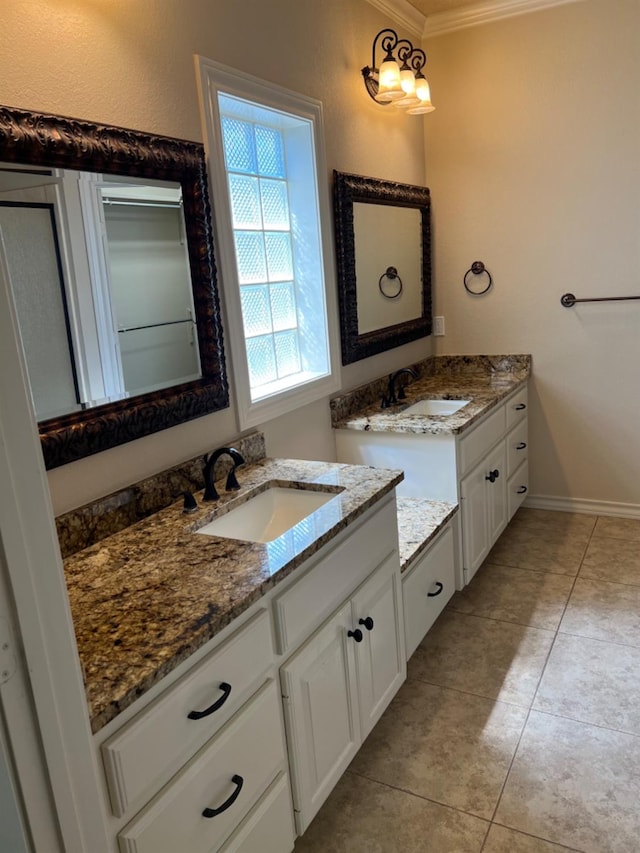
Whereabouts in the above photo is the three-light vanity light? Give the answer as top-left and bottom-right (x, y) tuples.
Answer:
(362, 28), (435, 115)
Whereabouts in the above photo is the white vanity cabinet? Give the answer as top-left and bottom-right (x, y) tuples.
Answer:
(402, 520), (457, 659)
(336, 383), (529, 586)
(94, 491), (405, 853)
(277, 501), (405, 834)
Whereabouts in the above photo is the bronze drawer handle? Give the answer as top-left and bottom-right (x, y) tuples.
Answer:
(202, 774), (243, 818)
(516, 442), (527, 450)
(517, 485), (528, 494)
(427, 582), (444, 597)
(188, 682), (232, 720)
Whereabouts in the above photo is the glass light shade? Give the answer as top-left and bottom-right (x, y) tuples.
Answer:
(414, 75), (432, 103)
(393, 94), (421, 108)
(407, 76), (435, 114)
(375, 57), (404, 102)
(400, 67), (416, 96)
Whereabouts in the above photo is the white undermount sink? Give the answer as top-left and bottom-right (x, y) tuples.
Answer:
(403, 399), (470, 416)
(195, 485), (339, 543)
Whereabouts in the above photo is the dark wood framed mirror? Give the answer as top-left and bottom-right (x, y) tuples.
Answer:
(0, 105), (228, 469)
(333, 170), (431, 365)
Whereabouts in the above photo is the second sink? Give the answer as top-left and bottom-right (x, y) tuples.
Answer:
(403, 399), (470, 416)
(195, 485), (340, 543)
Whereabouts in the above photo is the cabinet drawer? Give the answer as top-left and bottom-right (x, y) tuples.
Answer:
(458, 406), (505, 475)
(402, 524), (455, 659)
(507, 459), (529, 520)
(273, 498), (397, 654)
(103, 609), (273, 818)
(506, 419), (528, 477)
(506, 386), (528, 430)
(118, 679), (286, 853)
(219, 772), (294, 853)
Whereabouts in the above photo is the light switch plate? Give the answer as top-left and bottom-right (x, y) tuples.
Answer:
(433, 316), (445, 336)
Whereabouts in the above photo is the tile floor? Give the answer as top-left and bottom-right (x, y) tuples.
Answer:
(294, 508), (640, 853)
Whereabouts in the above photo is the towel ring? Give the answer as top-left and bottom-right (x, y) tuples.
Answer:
(378, 266), (403, 299)
(464, 261), (493, 295)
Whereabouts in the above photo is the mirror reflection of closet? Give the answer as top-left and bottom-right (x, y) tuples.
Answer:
(0, 164), (200, 422)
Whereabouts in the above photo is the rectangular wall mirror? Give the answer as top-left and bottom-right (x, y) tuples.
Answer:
(333, 171), (431, 365)
(0, 106), (229, 468)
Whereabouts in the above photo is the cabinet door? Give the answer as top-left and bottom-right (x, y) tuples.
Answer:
(280, 601), (361, 835)
(351, 555), (406, 739)
(460, 459), (491, 580)
(486, 441), (508, 544)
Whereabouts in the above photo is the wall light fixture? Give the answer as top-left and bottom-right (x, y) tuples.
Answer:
(362, 28), (435, 115)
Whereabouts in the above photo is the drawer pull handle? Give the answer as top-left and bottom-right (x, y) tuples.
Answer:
(516, 442), (527, 450)
(359, 616), (374, 631)
(515, 403), (527, 411)
(517, 485), (528, 494)
(188, 682), (232, 720)
(348, 628), (363, 643)
(427, 582), (444, 597)
(202, 774), (243, 818)
(485, 469), (500, 483)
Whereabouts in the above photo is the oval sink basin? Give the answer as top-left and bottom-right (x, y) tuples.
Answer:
(196, 486), (339, 543)
(403, 399), (470, 416)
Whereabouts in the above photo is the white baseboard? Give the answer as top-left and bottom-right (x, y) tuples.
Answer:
(524, 494), (640, 520)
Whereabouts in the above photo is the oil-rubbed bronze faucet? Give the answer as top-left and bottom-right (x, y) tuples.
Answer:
(381, 367), (418, 408)
(202, 447), (245, 502)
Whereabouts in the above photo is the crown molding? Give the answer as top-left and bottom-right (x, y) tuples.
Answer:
(424, 0), (584, 37)
(364, 0), (426, 39)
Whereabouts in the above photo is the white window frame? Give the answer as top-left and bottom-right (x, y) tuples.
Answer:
(196, 57), (340, 429)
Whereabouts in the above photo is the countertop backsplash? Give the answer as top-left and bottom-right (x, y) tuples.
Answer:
(56, 431), (267, 558)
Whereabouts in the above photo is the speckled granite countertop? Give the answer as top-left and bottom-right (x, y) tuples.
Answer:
(63, 458), (402, 733)
(332, 355), (531, 437)
(396, 498), (458, 572)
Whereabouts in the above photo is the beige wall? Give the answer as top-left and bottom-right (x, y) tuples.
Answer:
(425, 0), (640, 509)
(1, 0), (432, 513)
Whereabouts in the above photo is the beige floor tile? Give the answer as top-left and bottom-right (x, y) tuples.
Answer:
(534, 633), (640, 735)
(496, 711), (640, 852)
(592, 516), (640, 542)
(409, 610), (554, 706)
(560, 577), (640, 647)
(510, 508), (597, 536)
(484, 824), (582, 852)
(448, 563), (574, 630)
(487, 526), (588, 576)
(294, 772), (489, 853)
(579, 536), (640, 586)
(350, 679), (527, 820)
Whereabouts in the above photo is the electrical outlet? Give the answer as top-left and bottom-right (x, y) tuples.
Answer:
(433, 316), (445, 336)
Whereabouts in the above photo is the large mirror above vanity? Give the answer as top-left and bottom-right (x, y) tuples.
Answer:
(0, 105), (228, 469)
(333, 171), (432, 364)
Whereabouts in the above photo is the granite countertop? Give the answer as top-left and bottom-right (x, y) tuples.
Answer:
(333, 363), (530, 437)
(64, 458), (402, 733)
(396, 497), (458, 572)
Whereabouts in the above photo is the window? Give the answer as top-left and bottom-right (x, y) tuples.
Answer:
(197, 59), (339, 428)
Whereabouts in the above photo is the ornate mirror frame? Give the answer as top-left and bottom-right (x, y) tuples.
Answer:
(333, 170), (431, 365)
(0, 105), (229, 469)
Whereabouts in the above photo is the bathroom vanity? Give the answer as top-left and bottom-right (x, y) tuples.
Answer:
(62, 458), (407, 852)
(333, 355), (530, 585)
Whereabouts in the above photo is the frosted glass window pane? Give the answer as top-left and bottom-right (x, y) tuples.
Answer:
(255, 126), (285, 177)
(265, 233), (293, 281)
(270, 282), (296, 331)
(275, 330), (301, 378)
(234, 232), (267, 283)
(221, 117), (256, 173)
(240, 285), (272, 336)
(246, 335), (277, 386)
(260, 180), (289, 230)
(229, 174), (261, 229)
